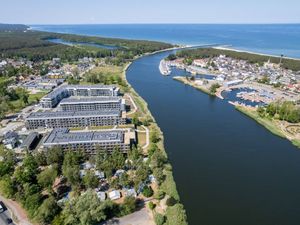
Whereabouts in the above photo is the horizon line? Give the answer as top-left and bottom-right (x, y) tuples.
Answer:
(25, 22), (300, 26)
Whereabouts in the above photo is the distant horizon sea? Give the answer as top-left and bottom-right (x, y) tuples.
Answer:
(31, 24), (300, 58)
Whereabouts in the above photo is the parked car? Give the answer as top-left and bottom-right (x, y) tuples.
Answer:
(6, 218), (13, 224)
(0, 201), (4, 213)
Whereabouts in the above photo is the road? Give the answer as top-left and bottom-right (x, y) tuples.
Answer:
(0, 209), (15, 225)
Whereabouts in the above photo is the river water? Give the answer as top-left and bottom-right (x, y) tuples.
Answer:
(126, 50), (300, 225)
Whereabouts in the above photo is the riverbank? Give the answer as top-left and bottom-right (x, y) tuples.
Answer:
(235, 106), (300, 149)
(173, 76), (214, 96)
(124, 62), (188, 224)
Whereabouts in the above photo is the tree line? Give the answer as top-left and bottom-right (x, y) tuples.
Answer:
(175, 48), (300, 71)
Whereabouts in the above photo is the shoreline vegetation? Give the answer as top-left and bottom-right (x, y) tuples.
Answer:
(0, 24), (187, 225)
(124, 54), (188, 225)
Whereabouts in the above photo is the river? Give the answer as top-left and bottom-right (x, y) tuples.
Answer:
(126, 50), (300, 225)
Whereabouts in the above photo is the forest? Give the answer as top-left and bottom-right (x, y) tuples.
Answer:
(0, 30), (173, 62)
(176, 48), (300, 71)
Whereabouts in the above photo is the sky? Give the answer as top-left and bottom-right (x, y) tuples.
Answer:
(0, 0), (299, 24)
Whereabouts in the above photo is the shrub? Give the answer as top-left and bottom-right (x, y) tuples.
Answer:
(142, 186), (153, 198)
(154, 190), (165, 200)
(166, 197), (177, 206)
(154, 213), (166, 225)
(148, 201), (156, 210)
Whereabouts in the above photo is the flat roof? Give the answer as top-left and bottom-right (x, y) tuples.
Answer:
(41, 87), (66, 100)
(43, 128), (125, 145)
(60, 96), (121, 105)
(41, 84), (119, 101)
(27, 110), (121, 120)
(66, 85), (117, 90)
(23, 132), (39, 147)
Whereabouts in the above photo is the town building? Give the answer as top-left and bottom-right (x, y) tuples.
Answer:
(25, 110), (126, 130)
(22, 132), (41, 151)
(40, 85), (120, 108)
(59, 96), (125, 112)
(2, 131), (19, 149)
(42, 128), (136, 154)
(224, 79), (243, 88)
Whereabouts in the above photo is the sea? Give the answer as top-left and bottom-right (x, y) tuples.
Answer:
(31, 24), (300, 58)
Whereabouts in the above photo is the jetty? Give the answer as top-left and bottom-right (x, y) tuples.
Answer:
(159, 59), (171, 75)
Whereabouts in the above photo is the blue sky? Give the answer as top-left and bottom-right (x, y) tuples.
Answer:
(0, 0), (299, 24)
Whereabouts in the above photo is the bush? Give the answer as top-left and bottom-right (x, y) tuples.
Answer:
(142, 186), (153, 198)
(154, 213), (166, 225)
(119, 196), (136, 216)
(148, 201), (156, 210)
(165, 204), (187, 225)
(154, 190), (165, 200)
(166, 197), (177, 206)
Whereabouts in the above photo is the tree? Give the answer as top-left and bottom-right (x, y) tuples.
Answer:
(83, 171), (99, 189)
(209, 83), (221, 94)
(151, 150), (167, 169)
(63, 166), (80, 188)
(134, 164), (150, 189)
(46, 147), (64, 167)
(148, 201), (156, 210)
(119, 173), (132, 188)
(14, 153), (39, 184)
(153, 167), (165, 185)
(34, 151), (47, 166)
(37, 166), (58, 189)
(150, 129), (160, 143)
(35, 196), (60, 225)
(0, 149), (15, 176)
(62, 151), (83, 184)
(0, 175), (17, 198)
(62, 190), (115, 225)
(167, 54), (177, 61)
(119, 196), (136, 216)
(142, 186), (153, 197)
(132, 115), (140, 126)
(24, 192), (42, 218)
(110, 148), (125, 170)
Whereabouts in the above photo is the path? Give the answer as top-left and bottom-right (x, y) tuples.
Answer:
(125, 94), (138, 115)
(135, 125), (150, 149)
(0, 195), (32, 225)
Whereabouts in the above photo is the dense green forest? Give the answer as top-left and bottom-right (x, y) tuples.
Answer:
(0, 30), (173, 62)
(176, 48), (300, 71)
(0, 23), (29, 31)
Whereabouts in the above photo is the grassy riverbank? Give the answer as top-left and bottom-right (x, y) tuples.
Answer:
(124, 64), (188, 224)
(235, 106), (300, 149)
(173, 75), (300, 150)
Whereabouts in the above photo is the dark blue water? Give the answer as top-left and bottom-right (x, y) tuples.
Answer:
(126, 50), (300, 225)
(31, 24), (300, 58)
(46, 38), (119, 50)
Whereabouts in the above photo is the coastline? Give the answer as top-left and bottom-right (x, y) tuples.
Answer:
(235, 106), (300, 149)
(213, 46), (300, 61)
(172, 76), (214, 96)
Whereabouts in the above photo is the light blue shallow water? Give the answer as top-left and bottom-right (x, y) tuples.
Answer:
(31, 24), (300, 58)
